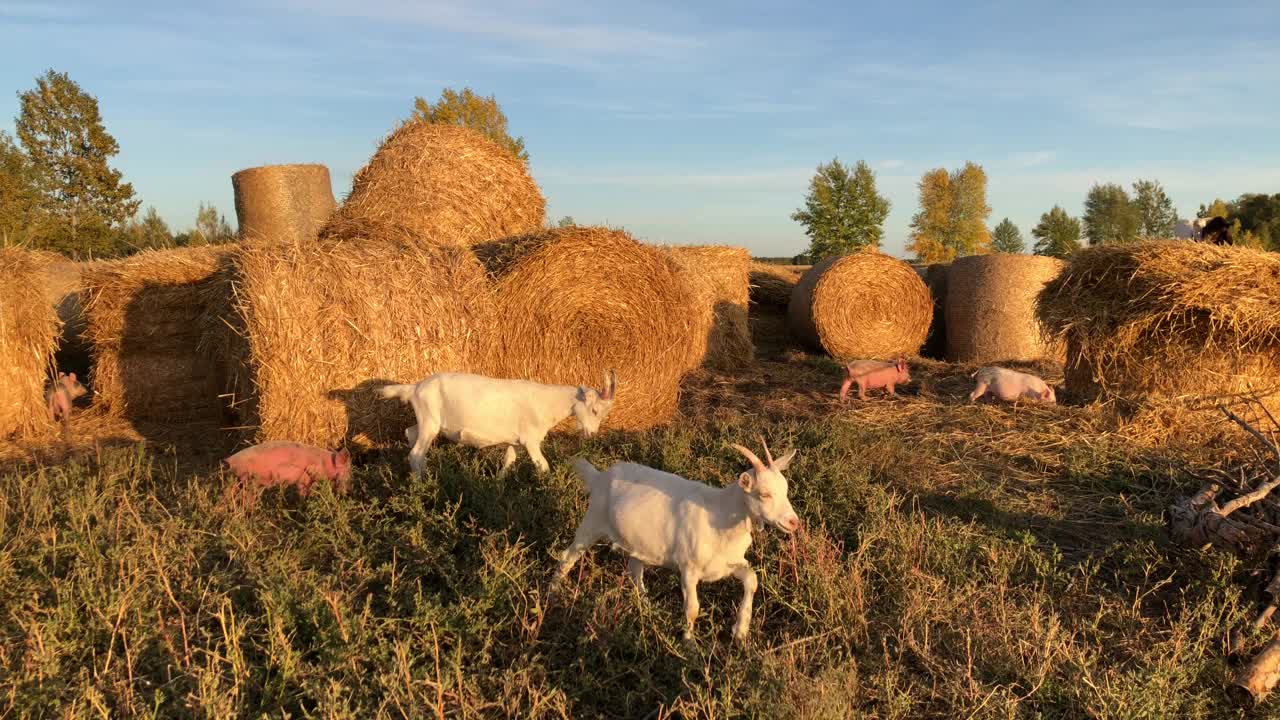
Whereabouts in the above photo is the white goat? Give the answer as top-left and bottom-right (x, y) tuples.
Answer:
(554, 438), (801, 642)
(379, 370), (616, 475)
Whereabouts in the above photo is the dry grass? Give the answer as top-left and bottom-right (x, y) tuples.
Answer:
(335, 122), (545, 246)
(946, 254), (1065, 363)
(789, 251), (933, 361)
(749, 261), (800, 308)
(1037, 241), (1280, 434)
(80, 245), (237, 424)
(232, 163), (337, 245)
(211, 218), (496, 448)
(2, 350), (1268, 717)
(665, 245), (753, 372)
(475, 227), (712, 430)
(0, 247), (61, 438)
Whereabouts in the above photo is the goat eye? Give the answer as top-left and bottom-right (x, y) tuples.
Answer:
(758, 493), (772, 501)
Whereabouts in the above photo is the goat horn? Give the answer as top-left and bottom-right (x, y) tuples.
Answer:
(758, 434), (774, 467)
(729, 443), (764, 472)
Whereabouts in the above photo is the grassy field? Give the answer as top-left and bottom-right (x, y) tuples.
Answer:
(1, 330), (1274, 718)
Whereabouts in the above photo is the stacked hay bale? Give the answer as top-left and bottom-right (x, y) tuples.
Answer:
(81, 245), (236, 425)
(476, 227), (712, 430)
(1037, 241), (1280, 416)
(665, 245), (752, 371)
(334, 122), (545, 246)
(748, 262), (800, 308)
(0, 248), (62, 438)
(208, 218), (496, 448)
(946, 254), (1065, 363)
(788, 251), (933, 360)
(232, 163), (337, 244)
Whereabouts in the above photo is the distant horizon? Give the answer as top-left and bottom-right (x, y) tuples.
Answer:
(3, 0), (1278, 258)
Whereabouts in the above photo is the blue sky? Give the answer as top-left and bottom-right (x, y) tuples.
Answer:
(2, 1), (1278, 258)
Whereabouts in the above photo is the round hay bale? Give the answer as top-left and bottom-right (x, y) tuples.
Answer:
(475, 227), (711, 430)
(665, 245), (752, 372)
(748, 262), (800, 308)
(81, 245), (237, 423)
(336, 122), (545, 246)
(787, 251), (932, 360)
(232, 163), (337, 244)
(1038, 241), (1280, 419)
(215, 218), (498, 447)
(0, 248), (62, 438)
(944, 254), (1065, 363)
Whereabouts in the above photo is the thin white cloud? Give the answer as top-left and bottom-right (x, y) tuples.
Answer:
(876, 159), (905, 170)
(282, 0), (703, 61)
(538, 166), (815, 192)
(1007, 150), (1057, 168)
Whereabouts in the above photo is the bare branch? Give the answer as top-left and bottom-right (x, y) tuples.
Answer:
(1220, 477), (1280, 517)
(1222, 405), (1280, 473)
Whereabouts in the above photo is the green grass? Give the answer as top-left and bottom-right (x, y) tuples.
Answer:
(0, 403), (1272, 718)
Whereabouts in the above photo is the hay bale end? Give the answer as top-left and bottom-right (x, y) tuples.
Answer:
(787, 251), (932, 360)
(232, 163), (337, 245)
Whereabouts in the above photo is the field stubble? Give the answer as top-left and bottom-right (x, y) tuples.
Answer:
(0, 312), (1269, 718)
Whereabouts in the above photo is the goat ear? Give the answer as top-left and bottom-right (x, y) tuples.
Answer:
(737, 471), (754, 492)
(772, 448), (797, 472)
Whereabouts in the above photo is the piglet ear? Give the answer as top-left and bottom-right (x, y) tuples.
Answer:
(68, 372), (77, 382)
(338, 448), (351, 463)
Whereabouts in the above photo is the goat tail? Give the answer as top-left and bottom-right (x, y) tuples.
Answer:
(378, 384), (415, 402)
(572, 458), (602, 491)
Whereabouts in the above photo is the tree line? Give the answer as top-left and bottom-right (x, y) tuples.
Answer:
(0, 70), (238, 257)
(792, 158), (1280, 263)
(1, 73), (530, 259)
(6, 69), (1276, 263)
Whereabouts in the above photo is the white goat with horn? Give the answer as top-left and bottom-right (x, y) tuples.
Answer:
(554, 436), (801, 641)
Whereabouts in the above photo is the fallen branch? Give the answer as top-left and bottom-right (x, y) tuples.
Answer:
(1234, 632), (1280, 705)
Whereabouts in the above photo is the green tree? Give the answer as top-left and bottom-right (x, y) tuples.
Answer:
(1197, 199), (1231, 220)
(1231, 193), (1280, 251)
(1082, 183), (1140, 245)
(556, 215), (576, 228)
(991, 217), (1025, 253)
(182, 202), (234, 246)
(410, 87), (528, 162)
(0, 130), (46, 245)
(791, 158), (891, 260)
(14, 69), (139, 252)
(121, 206), (173, 251)
(1131, 179), (1178, 239)
(907, 162), (992, 263)
(1032, 206), (1083, 258)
